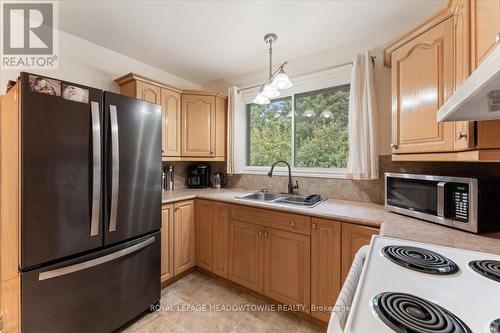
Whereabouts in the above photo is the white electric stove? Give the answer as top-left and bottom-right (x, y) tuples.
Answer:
(343, 236), (500, 333)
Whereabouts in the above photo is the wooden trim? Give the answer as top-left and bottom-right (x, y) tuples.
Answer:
(160, 267), (195, 289)
(114, 72), (182, 93)
(383, 5), (453, 66)
(114, 73), (227, 99)
(182, 89), (227, 99)
(162, 156), (226, 162)
(0, 81), (21, 333)
(392, 149), (500, 162)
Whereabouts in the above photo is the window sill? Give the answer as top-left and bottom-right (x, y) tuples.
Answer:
(236, 167), (348, 179)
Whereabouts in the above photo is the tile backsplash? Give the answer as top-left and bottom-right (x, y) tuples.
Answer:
(227, 156), (500, 204)
(166, 156), (500, 204)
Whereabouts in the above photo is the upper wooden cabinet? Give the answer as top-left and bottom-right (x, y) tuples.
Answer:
(181, 92), (227, 158)
(390, 17), (455, 154)
(181, 94), (216, 157)
(470, 0), (500, 69)
(115, 73), (227, 161)
(161, 88), (181, 157)
(385, 1), (500, 161)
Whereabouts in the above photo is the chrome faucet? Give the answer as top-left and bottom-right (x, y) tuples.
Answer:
(267, 160), (299, 195)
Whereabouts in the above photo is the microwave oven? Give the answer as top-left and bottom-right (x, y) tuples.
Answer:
(384, 173), (500, 233)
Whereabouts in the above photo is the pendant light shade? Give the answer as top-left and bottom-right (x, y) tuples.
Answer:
(261, 84), (280, 98)
(249, 33), (292, 103)
(253, 93), (270, 105)
(271, 69), (293, 89)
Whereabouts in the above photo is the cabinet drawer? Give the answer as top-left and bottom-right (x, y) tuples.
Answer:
(230, 205), (310, 235)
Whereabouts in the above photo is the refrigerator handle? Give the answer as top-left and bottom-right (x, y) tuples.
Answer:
(109, 105), (119, 232)
(38, 236), (155, 281)
(90, 101), (101, 237)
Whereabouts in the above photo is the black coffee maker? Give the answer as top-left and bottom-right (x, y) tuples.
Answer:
(187, 164), (211, 188)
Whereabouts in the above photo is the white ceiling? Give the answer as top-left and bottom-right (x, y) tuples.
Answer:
(59, 0), (446, 85)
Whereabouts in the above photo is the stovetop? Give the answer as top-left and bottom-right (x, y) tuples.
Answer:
(344, 236), (500, 333)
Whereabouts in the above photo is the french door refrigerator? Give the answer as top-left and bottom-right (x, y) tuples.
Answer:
(18, 72), (162, 333)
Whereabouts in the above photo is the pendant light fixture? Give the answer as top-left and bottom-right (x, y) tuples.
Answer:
(252, 33), (293, 105)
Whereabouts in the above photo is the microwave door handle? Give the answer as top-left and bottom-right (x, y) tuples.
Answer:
(90, 101), (101, 237)
(109, 105), (119, 232)
(437, 182), (446, 217)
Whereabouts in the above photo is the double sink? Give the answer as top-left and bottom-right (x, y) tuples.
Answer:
(236, 191), (324, 208)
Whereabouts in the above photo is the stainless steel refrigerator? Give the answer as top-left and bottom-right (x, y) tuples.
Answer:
(18, 72), (162, 333)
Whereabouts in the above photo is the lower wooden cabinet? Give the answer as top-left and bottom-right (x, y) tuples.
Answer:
(264, 228), (310, 312)
(341, 223), (379, 282)
(161, 204), (174, 283)
(228, 220), (264, 293)
(213, 202), (229, 278)
(196, 200), (213, 271)
(310, 218), (342, 322)
(174, 200), (195, 275)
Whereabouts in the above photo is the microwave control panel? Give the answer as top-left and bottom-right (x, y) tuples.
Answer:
(449, 183), (469, 222)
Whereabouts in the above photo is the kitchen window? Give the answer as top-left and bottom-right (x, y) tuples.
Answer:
(245, 84), (350, 177)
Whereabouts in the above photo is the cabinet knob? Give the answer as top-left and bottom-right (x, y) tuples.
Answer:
(390, 143), (398, 149)
(290, 221), (295, 228)
(457, 132), (467, 140)
(264, 231), (268, 237)
(210, 151), (214, 155)
(312, 223), (317, 230)
(258, 231), (263, 237)
(235, 211), (240, 217)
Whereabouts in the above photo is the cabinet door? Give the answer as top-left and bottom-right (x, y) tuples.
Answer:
(228, 220), (264, 293)
(181, 94), (216, 157)
(174, 200), (195, 275)
(341, 223), (378, 283)
(161, 88), (181, 157)
(196, 200), (213, 272)
(161, 204), (174, 283)
(391, 17), (455, 154)
(453, 0), (474, 151)
(264, 228), (310, 313)
(311, 218), (341, 322)
(213, 203), (229, 278)
(215, 96), (227, 158)
(136, 81), (161, 104)
(471, 0), (500, 69)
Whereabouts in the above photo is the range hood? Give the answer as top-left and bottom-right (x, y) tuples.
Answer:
(437, 41), (500, 122)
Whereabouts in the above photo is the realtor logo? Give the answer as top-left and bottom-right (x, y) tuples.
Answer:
(1, 1), (59, 69)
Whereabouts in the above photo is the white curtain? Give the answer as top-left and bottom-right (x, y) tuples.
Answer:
(227, 87), (245, 174)
(346, 51), (379, 180)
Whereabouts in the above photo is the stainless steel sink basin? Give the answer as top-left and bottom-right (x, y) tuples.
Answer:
(236, 191), (284, 202)
(236, 192), (324, 208)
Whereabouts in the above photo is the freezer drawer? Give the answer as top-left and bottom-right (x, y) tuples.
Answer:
(21, 232), (160, 333)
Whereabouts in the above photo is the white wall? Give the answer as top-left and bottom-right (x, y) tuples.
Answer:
(203, 39), (392, 156)
(0, 30), (201, 94)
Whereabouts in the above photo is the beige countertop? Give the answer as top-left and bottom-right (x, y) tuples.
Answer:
(162, 188), (500, 255)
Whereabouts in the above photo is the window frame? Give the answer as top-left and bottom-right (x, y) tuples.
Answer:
(238, 64), (352, 179)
